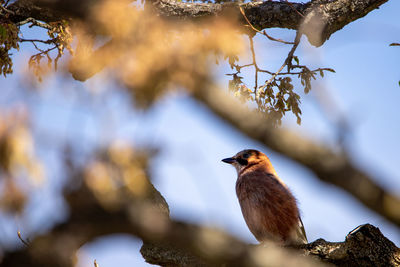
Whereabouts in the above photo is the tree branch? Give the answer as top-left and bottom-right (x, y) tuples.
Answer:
(4, 0), (389, 46)
(305, 224), (400, 266)
(151, 0), (389, 46)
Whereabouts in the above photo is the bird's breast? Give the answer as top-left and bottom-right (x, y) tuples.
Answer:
(235, 170), (301, 244)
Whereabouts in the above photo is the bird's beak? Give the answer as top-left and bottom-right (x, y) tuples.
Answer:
(222, 157), (236, 164)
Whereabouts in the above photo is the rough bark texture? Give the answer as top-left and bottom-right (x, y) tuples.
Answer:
(305, 224), (400, 267)
(4, 0), (389, 46)
(7, 0), (97, 21)
(149, 0), (388, 46)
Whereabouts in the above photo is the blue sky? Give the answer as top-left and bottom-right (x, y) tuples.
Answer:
(0, 1), (399, 266)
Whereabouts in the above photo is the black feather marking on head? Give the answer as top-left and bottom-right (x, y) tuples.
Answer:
(237, 157), (248, 166)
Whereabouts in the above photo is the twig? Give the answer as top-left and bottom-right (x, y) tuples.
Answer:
(257, 69), (276, 75)
(30, 46), (58, 64)
(262, 30), (295, 45)
(20, 38), (54, 44)
(235, 63), (254, 71)
(262, 31), (301, 88)
(275, 67), (333, 76)
(94, 259), (99, 267)
(230, 52), (332, 79)
(17, 231), (30, 247)
(16, 17), (52, 30)
(31, 41), (46, 53)
(239, 7), (294, 45)
(0, 3), (15, 15)
(248, 36), (258, 93)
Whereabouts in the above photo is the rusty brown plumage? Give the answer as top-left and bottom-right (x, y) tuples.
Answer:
(222, 149), (307, 245)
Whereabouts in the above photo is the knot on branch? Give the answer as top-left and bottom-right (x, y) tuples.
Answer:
(305, 224), (400, 266)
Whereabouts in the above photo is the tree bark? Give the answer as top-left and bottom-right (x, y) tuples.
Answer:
(4, 0), (389, 46)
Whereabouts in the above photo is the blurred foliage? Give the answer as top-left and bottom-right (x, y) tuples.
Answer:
(0, 107), (45, 214)
(0, 0), (333, 125)
(69, 1), (243, 108)
(81, 141), (170, 221)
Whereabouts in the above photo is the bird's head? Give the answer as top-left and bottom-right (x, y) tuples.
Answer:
(222, 149), (276, 175)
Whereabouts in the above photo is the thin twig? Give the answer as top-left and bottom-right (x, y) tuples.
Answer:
(20, 38), (54, 44)
(31, 46), (57, 57)
(262, 30), (295, 45)
(17, 231), (30, 247)
(231, 59), (331, 77)
(0, 3), (15, 15)
(16, 17), (52, 30)
(257, 69), (274, 75)
(236, 63), (254, 71)
(248, 36), (258, 93)
(276, 67), (334, 75)
(239, 7), (294, 45)
(262, 31), (301, 87)
(31, 41), (46, 53)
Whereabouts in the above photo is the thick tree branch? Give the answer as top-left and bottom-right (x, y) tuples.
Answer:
(6, 0), (68, 23)
(305, 224), (400, 266)
(150, 0), (389, 46)
(4, 0), (389, 46)
(193, 86), (400, 228)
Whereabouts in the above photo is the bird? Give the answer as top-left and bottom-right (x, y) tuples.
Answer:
(222, 149), (307, 245)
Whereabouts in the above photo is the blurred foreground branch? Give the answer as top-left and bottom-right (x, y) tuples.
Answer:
(193, 86), (400, 228)
(1, 175), (399, 267)
(0, 164), (320, 267)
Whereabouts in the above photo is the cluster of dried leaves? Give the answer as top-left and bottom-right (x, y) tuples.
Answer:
(27, 20), (73, 81)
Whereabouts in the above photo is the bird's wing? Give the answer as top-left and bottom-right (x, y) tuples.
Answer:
(293, 217), (308, 244)
(237, 171), (303, 244)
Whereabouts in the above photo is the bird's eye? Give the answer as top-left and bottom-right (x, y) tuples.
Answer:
(242, 153), (250, 159)
(237, 157), (248, 165)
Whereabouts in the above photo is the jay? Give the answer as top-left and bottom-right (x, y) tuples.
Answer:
(222, 149), (307, 245)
